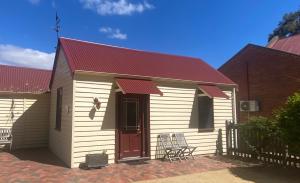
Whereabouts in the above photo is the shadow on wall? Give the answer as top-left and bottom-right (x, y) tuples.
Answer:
(9, 94), (49, 150)
(0, 95), (62, 167)
(101, 87), (115, 130)
(87, 86), (115, 130)
(89, 107), (96, 120)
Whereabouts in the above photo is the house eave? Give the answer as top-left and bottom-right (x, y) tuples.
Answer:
(0, 90), (50, 95)
(73, 70), (237, 88)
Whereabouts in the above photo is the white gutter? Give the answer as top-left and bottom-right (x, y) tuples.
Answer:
(0, 91), (50, 95)
(74, 70), (237, 88)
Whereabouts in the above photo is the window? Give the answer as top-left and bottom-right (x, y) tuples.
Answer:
(55, 87), (63, 130)
(123, 98), (139, 130)
(198, 95), (214, 130)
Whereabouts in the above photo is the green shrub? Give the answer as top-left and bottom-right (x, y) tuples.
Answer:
(237, 92), (300, 154)
(241, 116), (279, 135)
(239, 116), (280, 152)
(274, 92), (300, 153)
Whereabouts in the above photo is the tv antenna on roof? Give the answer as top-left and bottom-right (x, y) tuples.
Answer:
(53, 11), (61, 40)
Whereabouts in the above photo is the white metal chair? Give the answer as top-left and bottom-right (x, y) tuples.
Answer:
(172, 133), (197, 160)
(159, 133), (182, 162)
(0, 128), (13, 151)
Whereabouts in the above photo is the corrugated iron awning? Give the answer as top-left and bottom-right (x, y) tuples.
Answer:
(116, 78), (163, 96)
(198, 84), (228, 99)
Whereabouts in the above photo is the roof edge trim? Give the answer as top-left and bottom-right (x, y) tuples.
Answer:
(74, 70), (238, 87)
(0, 90), (50, 95)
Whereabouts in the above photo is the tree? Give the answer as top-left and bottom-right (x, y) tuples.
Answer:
(274, 92), (300, 153)
(268, 9), (300, 41)
(238, 92), (300, 154)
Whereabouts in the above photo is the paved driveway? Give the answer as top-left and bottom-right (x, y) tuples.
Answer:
(0, 148), (237, 183)
(136, 167), (300, 183)
(1, 148), (298, 183)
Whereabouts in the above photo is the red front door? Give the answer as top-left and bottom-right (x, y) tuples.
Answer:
(117, 94), (147, 159)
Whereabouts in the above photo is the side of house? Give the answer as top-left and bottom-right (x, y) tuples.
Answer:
(0, 93), (49, 148)
(0, 65), (51, 149)
(68, 73), (235, 167)
(48, 37), (237, 168)
(71, 74), (115, 167)
(49, 49), (74, 167)
(149, 83), (234, 159)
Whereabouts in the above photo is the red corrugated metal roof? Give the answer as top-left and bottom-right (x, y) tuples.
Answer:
(59, 37), (235, 86)
(198, 84), (228, 98)
(116, 78), (162, 95)
(0, 64), (51, 94)
(270, 34), (300, 55)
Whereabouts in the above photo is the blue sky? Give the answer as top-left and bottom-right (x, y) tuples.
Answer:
(0, 0), (299, 70)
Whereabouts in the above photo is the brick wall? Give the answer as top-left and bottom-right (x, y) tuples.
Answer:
(219, 44), (300, 122)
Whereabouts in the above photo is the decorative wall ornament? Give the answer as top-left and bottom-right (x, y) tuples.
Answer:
(93, 97), (101, 110)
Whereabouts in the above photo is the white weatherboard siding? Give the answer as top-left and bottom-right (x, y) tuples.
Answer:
(0, 94), (49, 148)
(49, 49), (73, 167)
(150, 84), (233, 159)
(71, 76), (234, 167)
(72, 75), (115, 168)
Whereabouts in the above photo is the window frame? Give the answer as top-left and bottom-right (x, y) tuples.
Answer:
(55, 87), (63, 131)
(122, 98), (139, 130)
(198, 93), (214, 132)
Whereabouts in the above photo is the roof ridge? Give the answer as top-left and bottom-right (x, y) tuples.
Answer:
(252, 44), (300, 58)
(277, 33), (300, 41)
(0, 64), (52, 72)
(60, 37), (202, 62)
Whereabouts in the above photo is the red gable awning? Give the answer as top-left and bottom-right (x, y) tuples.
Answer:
(198, 84), (228, 99)
(116, 78), (163, 96)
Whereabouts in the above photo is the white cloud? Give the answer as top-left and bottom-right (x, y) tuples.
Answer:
(80, 0), (154, 15)
(99, 27), (127, 40)
(0, 44), (55, 70)
(28, 0), (40, 5)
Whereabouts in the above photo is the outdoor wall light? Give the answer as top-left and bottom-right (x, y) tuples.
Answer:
(93, 97), (101, 110)
(65, 105), (71, 113)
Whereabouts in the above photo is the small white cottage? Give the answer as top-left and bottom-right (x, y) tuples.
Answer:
(0, 65), (51, 149)
(0, 37), (237, 168)
(48, 37), (237, 168)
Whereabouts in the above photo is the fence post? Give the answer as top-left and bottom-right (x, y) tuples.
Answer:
(232, 122), (237, 156)
(225, 120), (231, 156)
(283, 145), (288, 167)
(216, 129), (223, 155)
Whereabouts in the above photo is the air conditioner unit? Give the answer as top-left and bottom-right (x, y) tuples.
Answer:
(240, 100), (259, 112)
(85, 153), (108, 169)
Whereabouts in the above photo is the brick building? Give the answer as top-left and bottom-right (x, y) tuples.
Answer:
(219, 35), (300, 122)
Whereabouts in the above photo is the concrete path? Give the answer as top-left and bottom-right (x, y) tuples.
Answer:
(136, 167), (300, 183)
